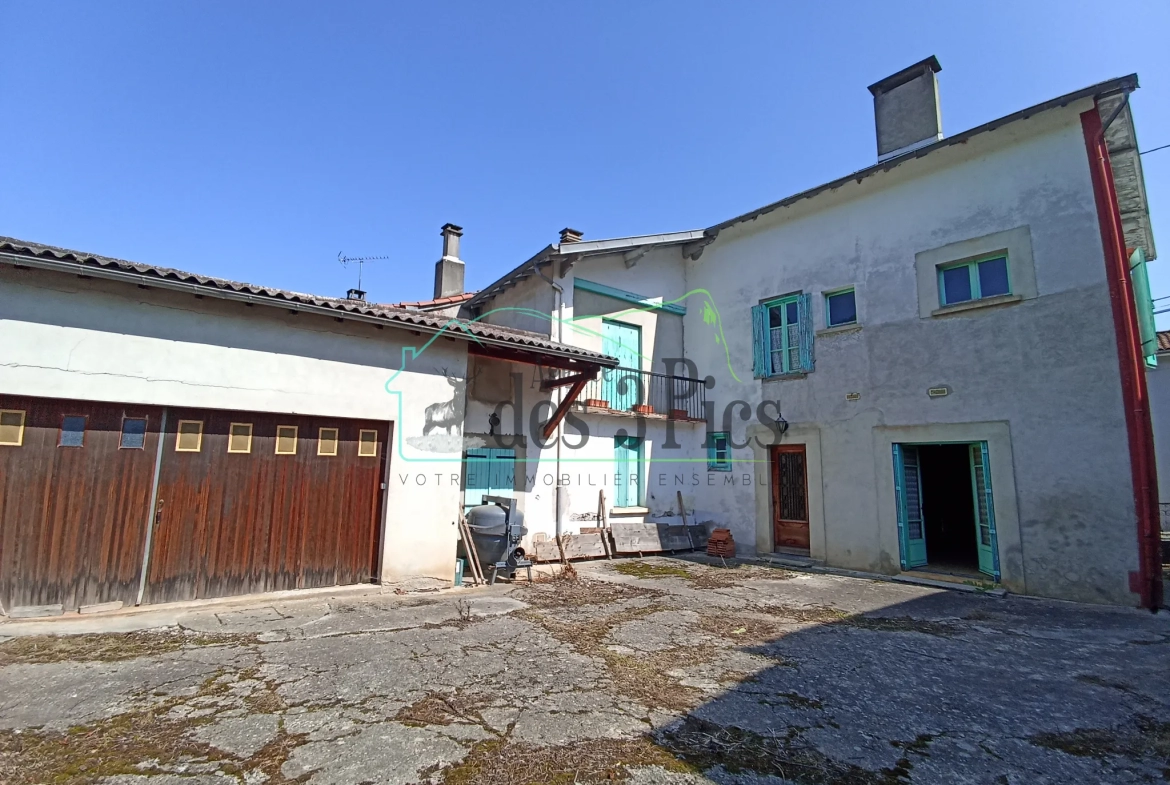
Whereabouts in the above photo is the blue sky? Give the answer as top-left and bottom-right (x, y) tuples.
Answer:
(3, 1), (1169, 320)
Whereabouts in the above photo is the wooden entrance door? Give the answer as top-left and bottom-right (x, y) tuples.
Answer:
(770, 444), (809, 550)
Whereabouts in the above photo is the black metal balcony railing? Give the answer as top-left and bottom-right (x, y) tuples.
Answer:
(576, 366), (706, 420)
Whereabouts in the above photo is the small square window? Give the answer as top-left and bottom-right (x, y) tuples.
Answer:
(939, 254), (1010, 307)
(120, 417), (147, 449)
(707, 431), (732, 472)
(977, 256), (1010, 298)
(176, 420), (204, 452)
(0, 410), (26, 447)
(358, 429), (378, 457)
(59, 415), (86, 448)
(228, 423), (253, 454)
(318, 427), (339, 456)
(275, 425), (298, 455)
(825, 289), (857, 328)
(941, 265), (973, 305)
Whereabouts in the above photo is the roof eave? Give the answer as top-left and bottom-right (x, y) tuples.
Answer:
(707, 74), (1140, 236)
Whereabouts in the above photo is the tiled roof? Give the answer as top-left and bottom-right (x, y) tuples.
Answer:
(393, 292), (478, 309)
(1157, 331), (1170, 353)
(0, 237), (616, 366)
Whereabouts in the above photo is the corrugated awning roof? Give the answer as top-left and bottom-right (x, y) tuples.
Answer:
(0, 237), (617, 368)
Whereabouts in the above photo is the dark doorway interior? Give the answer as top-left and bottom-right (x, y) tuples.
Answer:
(918, 444), (978, 572)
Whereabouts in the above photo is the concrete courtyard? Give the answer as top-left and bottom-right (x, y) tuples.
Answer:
(1, 557), (1168, 784)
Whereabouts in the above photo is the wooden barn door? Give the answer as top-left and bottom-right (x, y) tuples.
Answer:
(145, 408), (387, 604)
(0, 395), (161, 613)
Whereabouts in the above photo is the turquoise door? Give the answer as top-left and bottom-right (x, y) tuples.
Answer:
(464, 448), (515, 510)
(969, 442), (1000, 579)
(601, 320), (642, 412)
(893, 444), (927, 568)
(614, 436), (643, 508)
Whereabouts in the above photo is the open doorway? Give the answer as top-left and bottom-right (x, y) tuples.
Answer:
(893, 441), (999, 580)
(918, 445), (978, 573)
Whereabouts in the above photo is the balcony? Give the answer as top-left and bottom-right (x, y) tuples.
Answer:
(574, 366), (706, 421)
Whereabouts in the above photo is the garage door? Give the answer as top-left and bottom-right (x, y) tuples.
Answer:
(0, 396), (162, 613)
(0, 395), (390, 613)
(145, 408), (389, 604)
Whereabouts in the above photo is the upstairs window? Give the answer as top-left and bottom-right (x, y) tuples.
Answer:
(939, 255), (1010, 306)
(318, 427), (339, 456)
(751, 293), (814, 378)
(825, 288), (857, 328)
(707, 432), (732, 472)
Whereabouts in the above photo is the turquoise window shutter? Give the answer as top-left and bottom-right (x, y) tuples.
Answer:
(1129, 249), (1158, 368)
(796, 293), (815, 373)
(751, 304), (769, 378)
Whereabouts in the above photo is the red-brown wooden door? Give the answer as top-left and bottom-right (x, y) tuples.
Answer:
(0, 395), (161, 612)
(770, 444), (810, 550)
(145, 408), (388, 604)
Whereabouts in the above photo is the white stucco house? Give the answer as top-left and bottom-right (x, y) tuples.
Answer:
(0, 57), (1162, 614)
(461, 58), (1162, 609)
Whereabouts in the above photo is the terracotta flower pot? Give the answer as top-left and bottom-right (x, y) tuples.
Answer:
(585, 398), (610, 408)
(669, 408), (689, 420)
(633, 404), (655, 414)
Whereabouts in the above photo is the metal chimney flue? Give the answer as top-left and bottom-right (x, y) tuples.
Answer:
(434, 223), (465, 299)
(868, 56), (943, 161)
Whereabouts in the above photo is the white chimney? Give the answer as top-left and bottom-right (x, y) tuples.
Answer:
(434, 223), (465, 299)
(868, 56), (943, 161)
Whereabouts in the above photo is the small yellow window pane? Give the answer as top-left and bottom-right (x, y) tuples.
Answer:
(176, 420), (203, 452)
(358, 429), (378, 457)
(318, 427), (339, 456)
(0, 410), (26, 447)
(275, 425), (298, 455)
(228, 423), (253, 453)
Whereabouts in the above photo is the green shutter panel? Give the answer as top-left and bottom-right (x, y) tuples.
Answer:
(796, 293), (815, 373)
(969, 442), (1000, 580)
(751, 304), (769, 378)
(1129, 248), (1158, 368)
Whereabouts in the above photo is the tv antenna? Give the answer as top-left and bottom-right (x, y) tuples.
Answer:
(338, 252), (390, 300)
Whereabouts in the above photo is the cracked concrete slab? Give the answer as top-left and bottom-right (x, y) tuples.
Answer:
(2, 558), (1168, 785)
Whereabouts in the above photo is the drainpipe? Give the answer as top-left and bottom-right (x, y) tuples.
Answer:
(534, 254), (568, 561)
(1081, 100), (1163, 611)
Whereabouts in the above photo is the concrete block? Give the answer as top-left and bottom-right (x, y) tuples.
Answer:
(79, 600), (124, 615)
(9, 604), (64, 619)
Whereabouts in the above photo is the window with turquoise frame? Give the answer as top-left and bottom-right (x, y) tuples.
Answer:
(938, 254), (1010, 306)
(824, 288), (857, 328)
(707, 432), (731, 472)
(750, 293), (814, 378)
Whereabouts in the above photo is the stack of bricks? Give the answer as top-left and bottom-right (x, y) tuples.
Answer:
(706, 528), (736, 558)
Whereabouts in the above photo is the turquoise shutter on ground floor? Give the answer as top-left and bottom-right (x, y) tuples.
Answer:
(1129, 248), (1157, 368)
(893, 444), (926, 569)
(797, 293), (815, 373)
(751, 304), (769, 378)
(969, 442), (1000, 580)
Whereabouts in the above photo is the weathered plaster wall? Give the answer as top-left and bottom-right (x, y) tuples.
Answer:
(0, 266), (469, 585)
(685, 101), (1140, 605)
(476, 273), (555, 336)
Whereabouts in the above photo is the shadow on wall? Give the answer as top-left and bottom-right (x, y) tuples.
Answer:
(601, 564), (1170, 782)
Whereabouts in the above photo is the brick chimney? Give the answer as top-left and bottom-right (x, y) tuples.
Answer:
(868, 56), (943, 161)
(434, 223), (465, 299)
